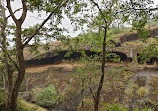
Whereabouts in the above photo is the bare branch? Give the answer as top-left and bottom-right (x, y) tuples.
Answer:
(6, 0), (18, 22)
(6, 8), (23, 19)
(129, 0), (158, 11)
(19, 0), (27, 23)
(90, 0), (107, 24)
(0, 0), (7, 36)
(6, 5), (32, 20)
(107, 20), (112, 27)
(89, 87), (96, 101)
(0, 46), (20, 72)
(132, 7), (158, 11)
(89, 78), (96, 101)
(23, 0), (69, 47)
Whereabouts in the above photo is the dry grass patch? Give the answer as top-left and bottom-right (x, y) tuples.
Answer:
(18, 99), (47, 111)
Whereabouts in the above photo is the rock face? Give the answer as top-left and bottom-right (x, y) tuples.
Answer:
(118, 27), (158, 44)
(120, 71), (158, 111)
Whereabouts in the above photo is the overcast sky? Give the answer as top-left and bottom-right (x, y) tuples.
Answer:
(6, 0), (158, 37)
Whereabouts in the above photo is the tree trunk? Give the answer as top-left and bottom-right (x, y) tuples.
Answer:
(0, 1), (14, 111)
(94, 27), (107, 111)
(7, 23), (26, 111)
(4, 0), (68, 110)
(5, 64), (14, 111)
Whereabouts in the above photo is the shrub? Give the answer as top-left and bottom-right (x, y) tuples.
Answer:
(33, 84), (60, 108)
(136, 87), (148, 98)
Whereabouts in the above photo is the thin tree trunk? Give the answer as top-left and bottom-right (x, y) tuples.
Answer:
(0, 1), (14, 111)
(80, 79), (85, 111)
(5, 64), (14, 111)
(2, 72), (7, 110)
(0, 4), (8, 109)
(4, 22), (25, 111)
(4, 0), (68, 110)
(94, 27), (107, 111)
(9, 23), (26, 111)
(5, 0), (27, 110)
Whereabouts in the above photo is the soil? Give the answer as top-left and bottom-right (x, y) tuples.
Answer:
(26, 62), (130, 73)
(26, 62), (74, 73)
(26, 62), (157, 73)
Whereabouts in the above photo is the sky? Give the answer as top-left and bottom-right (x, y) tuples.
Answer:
(6, 0), (158, 38)
(7, 0), (76, 37)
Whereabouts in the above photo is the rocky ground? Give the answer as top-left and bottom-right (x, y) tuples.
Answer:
(21, 62), (158, 111)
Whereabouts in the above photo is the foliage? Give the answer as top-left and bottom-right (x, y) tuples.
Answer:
(33, 84), (60, 108)
(102, 103), (155, 111)
(0, 0), (71, 110)
(71, 55), (131, 110)
(138, 40), (158, 63)
(0, 0), (158, 111)
(133, 107), (155, 111)
(147, 19), (158, 27)
(120, 0), (155, 40)
(17, 99), (47, 111)
(102, 103), (128, 111)
(0, 94), (47, 111)
(132, 17), (150, 39)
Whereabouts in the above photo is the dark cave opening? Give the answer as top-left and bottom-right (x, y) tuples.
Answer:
(26, 50), (130, 66)
(26, 50), (98, 66)
(26, 50), (129, 66)
(108, 52), (128, 62)
(137, 53), (158, 65)
(146, 57), (158, 65)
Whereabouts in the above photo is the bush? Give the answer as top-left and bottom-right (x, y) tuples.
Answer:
(33, 84), (60, 108)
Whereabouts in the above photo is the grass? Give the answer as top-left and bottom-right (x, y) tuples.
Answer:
(17, 99), (47, 111)
(136, 87), (148, 98)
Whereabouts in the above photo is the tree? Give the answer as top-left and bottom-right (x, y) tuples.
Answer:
(88, 1), (120, 110)
(89, 0), (158, 110)
(1, 0), (157, 111)
(61, 0), (123, 110)
(0, 1), (15, 110)
(68, 0), (157, 110)
(0, 0), (70, 110)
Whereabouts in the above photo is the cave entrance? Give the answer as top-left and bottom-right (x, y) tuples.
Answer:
(26, 50), (99, 66)
(137, 53), (158, 65)
(146, 57), (158, 65)
(26, 50), (130, 66)
(106, 52), (128, 63)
